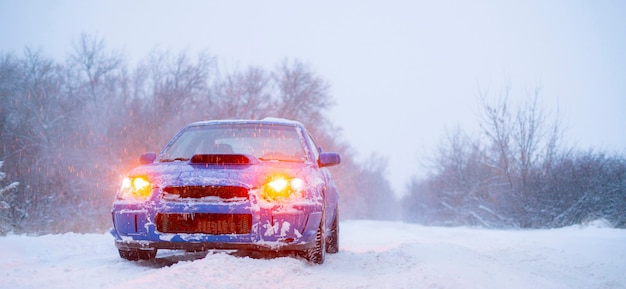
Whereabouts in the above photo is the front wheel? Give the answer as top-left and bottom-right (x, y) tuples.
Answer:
(300, 223), (326, 264)
(326, 210), (339, 254)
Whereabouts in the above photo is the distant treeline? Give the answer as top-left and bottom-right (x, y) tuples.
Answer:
(1, 35), (624, 234)
(402, 88), (626, 228)
(0, 34), (397, 235)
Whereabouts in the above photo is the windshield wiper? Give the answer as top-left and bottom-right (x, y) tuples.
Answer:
(160, 157), (190, 162)
(258, 157), (302, 163)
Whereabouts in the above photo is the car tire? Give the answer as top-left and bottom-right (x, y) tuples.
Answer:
(302, 223), (326, 264)
(326, 209), (339, 254)
(118, 248), (157, 261)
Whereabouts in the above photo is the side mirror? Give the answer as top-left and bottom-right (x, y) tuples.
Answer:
(318, 152), (340, 168)
(139, 152), (157, 164)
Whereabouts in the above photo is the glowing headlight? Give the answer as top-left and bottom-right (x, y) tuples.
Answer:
(118, 176), (153, 201)
(262, 176), (304, 201)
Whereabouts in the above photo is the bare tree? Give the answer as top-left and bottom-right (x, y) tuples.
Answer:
(140, 49), (215, 143)
(210, 66), (272, 119)
(477, 85), (564, 225)
(478, 85), (514, 191)
(273, 59), (333, 128)
(404, 84), (568, 228)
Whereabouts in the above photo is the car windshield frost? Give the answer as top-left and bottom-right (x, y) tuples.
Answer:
(160, 123), (309, 163)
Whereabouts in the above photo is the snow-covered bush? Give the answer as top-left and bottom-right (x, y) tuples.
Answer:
(402, 89), (626, 229)
(0, 161), (19, 235)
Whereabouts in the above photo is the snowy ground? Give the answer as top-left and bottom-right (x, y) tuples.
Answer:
(1, 220), (624, 289)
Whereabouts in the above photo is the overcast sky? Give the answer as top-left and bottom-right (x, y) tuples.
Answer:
(2, 0), (625, 196)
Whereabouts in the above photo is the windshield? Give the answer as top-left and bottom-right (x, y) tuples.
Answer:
(160, 123), (309, 163)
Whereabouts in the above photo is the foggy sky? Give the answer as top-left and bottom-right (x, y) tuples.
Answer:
(1, 0), (625, 196)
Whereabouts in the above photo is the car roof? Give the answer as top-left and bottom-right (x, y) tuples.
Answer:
(188, 117), (303, 128)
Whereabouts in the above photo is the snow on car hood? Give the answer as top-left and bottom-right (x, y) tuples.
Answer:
(126, 159), (314, 190)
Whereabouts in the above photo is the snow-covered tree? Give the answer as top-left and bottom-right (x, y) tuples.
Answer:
(0, 161), (19, 235)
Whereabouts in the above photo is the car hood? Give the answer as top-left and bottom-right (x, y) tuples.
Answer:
(127, 160), (314, 190)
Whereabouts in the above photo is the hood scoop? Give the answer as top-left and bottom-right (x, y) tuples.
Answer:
(190, 154), (257, 165)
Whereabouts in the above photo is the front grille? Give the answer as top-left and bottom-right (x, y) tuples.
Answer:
(156, 213), (252, 234)
(162, 186), (248, 201)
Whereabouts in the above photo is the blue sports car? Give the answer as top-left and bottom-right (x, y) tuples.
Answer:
(110, 118), (341, 264)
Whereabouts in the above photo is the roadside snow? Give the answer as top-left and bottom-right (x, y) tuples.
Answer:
(1, 220), (624, 289)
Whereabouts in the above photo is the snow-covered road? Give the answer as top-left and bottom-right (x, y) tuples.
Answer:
(1, 220), (624, 289)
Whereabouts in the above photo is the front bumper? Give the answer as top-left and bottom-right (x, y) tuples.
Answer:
(113, 237), (316, 252)
(111, 200), (322, 252)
